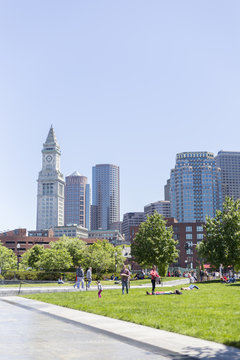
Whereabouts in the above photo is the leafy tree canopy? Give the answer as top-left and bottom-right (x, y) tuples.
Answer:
(50, 236), (87, 267)
(0, 242), (17, 272)
(39, 247), (73, 272)
(85, 240), (125, 275)
(20, 245), (45, 270)
(131, 212), (178, 276)
(198, 197), (240, 269)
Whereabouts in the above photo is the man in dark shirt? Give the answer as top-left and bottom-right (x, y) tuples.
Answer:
(120, 265), (130, 294)
(74, 265), (84, 289)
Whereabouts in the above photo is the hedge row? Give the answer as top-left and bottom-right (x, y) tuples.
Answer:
(0, 270), (117, 281)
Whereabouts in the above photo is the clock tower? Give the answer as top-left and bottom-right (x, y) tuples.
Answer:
(36, 126), (65, 230)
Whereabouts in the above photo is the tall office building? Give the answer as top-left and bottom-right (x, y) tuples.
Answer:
(164, 179), (170, 201)
(170, 152), (222, 222)
(122, 212), (145, 244)
(216, 151), (240, 202)
(64, 172), (91, 230)
(91, 164), (120, 230)
(144, 200), (171, 219)
(36, 126), (65, 230)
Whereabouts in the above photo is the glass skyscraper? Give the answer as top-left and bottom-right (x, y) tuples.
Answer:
(64, 172), (91, 230)
(91, 164), (120, 230)
(170, 152), (222, 222)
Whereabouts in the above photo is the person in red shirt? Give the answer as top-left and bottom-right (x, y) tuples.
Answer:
(150, 265), (160, 295)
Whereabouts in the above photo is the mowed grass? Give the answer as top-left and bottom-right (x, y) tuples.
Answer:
(23, 282), (240, 348)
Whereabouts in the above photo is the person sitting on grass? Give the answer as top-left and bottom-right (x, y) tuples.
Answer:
(146, 289), (182, 295)
(181, 284), (199, 290)
(228, 276), (236, 283)
(58, 276), (64, 284)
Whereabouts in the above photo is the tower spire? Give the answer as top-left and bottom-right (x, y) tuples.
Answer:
(45, 126), (58, 146)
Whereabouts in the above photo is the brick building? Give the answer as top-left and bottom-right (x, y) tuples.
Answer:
(166, 218), (205, 269)
(130, 218), (205, 270)
(0, 228), (59, 260)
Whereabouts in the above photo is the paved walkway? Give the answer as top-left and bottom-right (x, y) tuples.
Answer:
(1, 289), (240, 359)
(0, 279), (190, 297)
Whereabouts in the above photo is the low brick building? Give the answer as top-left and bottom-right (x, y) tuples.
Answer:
(130, 218), (205, 269)
(0, 228), (59, 259)
(166, 218), (205, 269)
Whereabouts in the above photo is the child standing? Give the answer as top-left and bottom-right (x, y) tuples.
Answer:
(97, 280), (103, 298)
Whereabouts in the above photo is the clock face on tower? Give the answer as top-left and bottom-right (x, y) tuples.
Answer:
(46, 155), (53, 163)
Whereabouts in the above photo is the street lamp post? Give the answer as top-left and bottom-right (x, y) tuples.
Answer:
(114, 252), (117, 278)
(17, 243), (20, 270)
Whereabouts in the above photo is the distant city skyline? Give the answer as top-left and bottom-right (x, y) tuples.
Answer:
(1, 1), (240, 231)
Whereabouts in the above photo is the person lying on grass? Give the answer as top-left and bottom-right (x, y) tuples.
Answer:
(181, 284), (199, 290)
(146, 289), (182, 295)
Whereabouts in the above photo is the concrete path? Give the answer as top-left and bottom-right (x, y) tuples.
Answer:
(1, 295), (239, 360)
(0, 278), (190, 297)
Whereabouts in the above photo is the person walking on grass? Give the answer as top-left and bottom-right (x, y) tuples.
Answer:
(97, 280), (103, 298)
(120, 264), (130, 294)
(86, 267), (92, 288)
(150, 265), (160, 295)
(74, 265), (84, 290)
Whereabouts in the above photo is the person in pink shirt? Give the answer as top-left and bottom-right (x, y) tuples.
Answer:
(150, 265), (160, 295)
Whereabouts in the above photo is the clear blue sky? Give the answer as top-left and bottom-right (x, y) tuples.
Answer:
(0, 1), (240, 231)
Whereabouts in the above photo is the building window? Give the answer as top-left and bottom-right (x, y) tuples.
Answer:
(186, 234), (192, 239)
(186, 226), (192, 232)
(197, 226), (203, 232)
(197, 233), (204, 239)
(43, 183), (54, 195)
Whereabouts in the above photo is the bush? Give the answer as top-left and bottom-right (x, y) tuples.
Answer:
(64, 272), (76, 281)
(95, 272), (115, 280)
(3, 270), (17, 280)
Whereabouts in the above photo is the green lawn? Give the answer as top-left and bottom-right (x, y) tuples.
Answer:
(23, 282), (240, 348)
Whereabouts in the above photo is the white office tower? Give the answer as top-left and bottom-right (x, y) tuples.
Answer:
(36, 126), (65, 230)
(144, 200), (171, 219)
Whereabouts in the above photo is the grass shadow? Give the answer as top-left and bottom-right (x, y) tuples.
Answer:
(224, 340), (240, 348)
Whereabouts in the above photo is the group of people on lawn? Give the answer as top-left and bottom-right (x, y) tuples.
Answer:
(68, 264), (199, 297)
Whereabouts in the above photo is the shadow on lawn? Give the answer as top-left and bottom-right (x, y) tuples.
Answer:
(183, 344), (240, 360)
(224, 340), (240, 348)
(226, 283), (240, 287)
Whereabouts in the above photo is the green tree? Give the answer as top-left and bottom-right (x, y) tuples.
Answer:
(131, 212), (178, 276)
(20, 245), (45, 270)
(50, 236), (87, 267)
(0, 242), (17, 272)
(39, 248), (73, 272)
(198, 197), (240, 270)
(85, 240), (124, 276)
